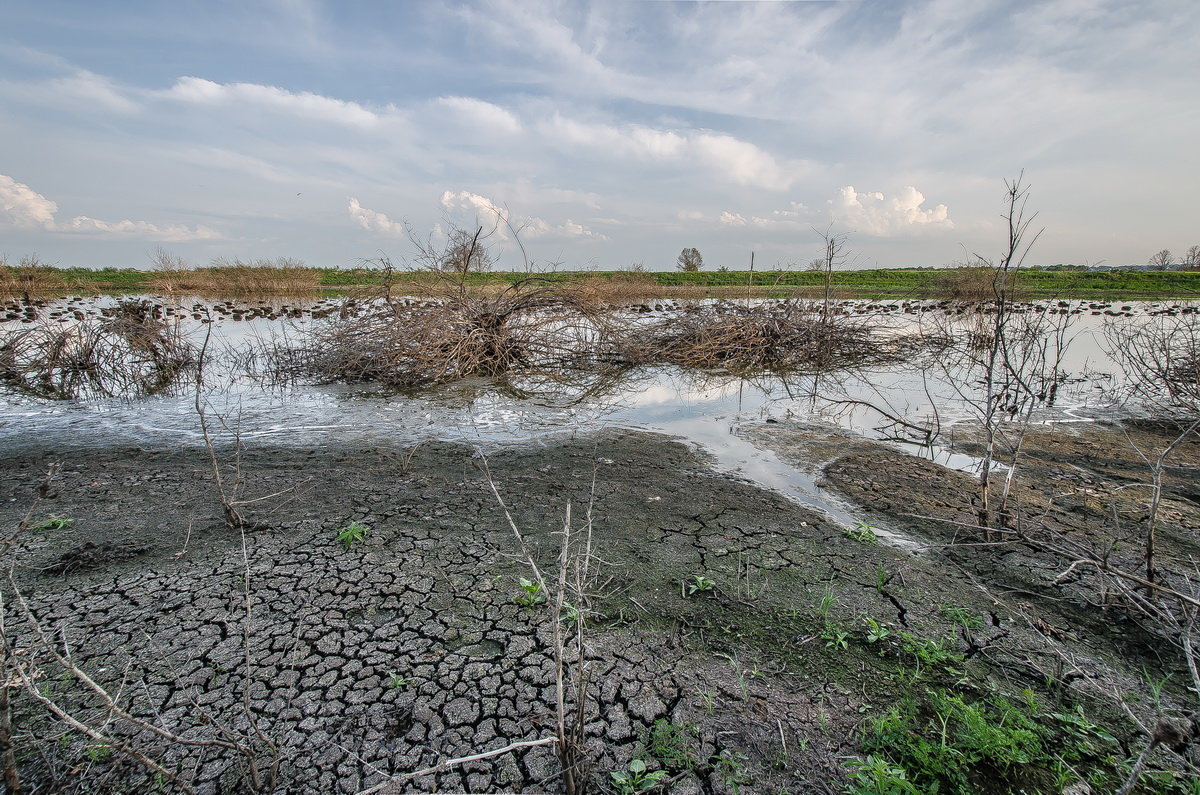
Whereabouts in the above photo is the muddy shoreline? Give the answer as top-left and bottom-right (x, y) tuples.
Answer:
(3, 421), (1198, 793)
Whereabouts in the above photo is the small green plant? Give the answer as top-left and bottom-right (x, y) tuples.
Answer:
(940, 605), (983, 629)
(817, 582), (838, 623)
(844, 754), (921, 794)
(895, 630), (963, 673)
(862, 617), (891, 645)
(33, 514), (73, 532)
(561, 601), (582, 624)
(857, 686), (1122, 794)
(713, 748), (749, 794)
(844, 521), (878, 544)
(335, 520), (370, 548)
(85, 741), (112, 762)
(610, 758), (667, 794)
(387, 672), (414, 689)
(873, 564), (890, 592)
(822, 625), (851, 650)
(514, 577), (546, 607)
(645, 718), (699, 772)
(683, 574), (716, 597)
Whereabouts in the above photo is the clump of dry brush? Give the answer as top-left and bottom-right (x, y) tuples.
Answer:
(612, 301), (900, 374)
(1107, 315), (1200, 413)
(0, 299), (197, 399)
(0, 256), (67, 302)
(288, 277), (617, 388)
(147, 255), (322, 298)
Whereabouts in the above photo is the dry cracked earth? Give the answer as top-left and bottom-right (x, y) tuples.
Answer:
(2, 422), (1198, 793)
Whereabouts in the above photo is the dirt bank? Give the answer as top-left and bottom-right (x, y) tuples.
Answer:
(1, 425), (1193, 793)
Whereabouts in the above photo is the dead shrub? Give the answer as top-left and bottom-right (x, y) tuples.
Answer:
(0, 256), (67, 302)
(612, 302), (887, 374)
(561, 272), (658, 307)
(1108, 315), (1200, 414)
(0, 299), (196, 399)
(289, 279), (614, 388)
(147, 258), (321, 298)
(930, 265), (1028, 303)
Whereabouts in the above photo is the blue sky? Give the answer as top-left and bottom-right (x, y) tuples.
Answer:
(1, 0), (1196, 270)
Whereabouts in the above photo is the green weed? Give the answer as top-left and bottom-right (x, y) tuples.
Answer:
(862, 617), (891, 644)
(713, 749), (749, 794)
(610, 759), (667, 794)
(858, 687), (1120, 794)
(644, 718), (699, 772)
(335, 521), (370, 548)
(822, 625), (851, 650)
(33, 514), (73, 533)
(387, 672), (414, 689)
(816, 582), (838, 623)
(85, 742), (112, 762)
(873, 565), (890, 592)
(683, 574), (716, 597)
(844, 521), (878, 544)
(844, 754), (920, 794)
(514, 577), (546, 607)
(939, 605), (983, 629)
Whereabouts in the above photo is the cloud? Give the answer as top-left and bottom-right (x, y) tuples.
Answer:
(0, 174), (59, 228)
(541, 115), (795, 190)
(718, 200), (810, 230)
(440, 190), (509, 225)
(347, 198), (406, 236)
(829, 186), (952, 236)
(0, 173), (218, 241)
(433, 96), (521, 135)
(46, 70), (140, 114)
(62, 216), (220, 242)
(439, 189), (604, 241)
(163, 77), (393, 129)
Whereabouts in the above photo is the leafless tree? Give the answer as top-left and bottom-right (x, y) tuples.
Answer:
(148, 246), (191, 272)
(1183, 245), (1200, 270)
(813, 227), (849, 325)
(676, 247), (703, 273)
(1149, 249), (1174, 271)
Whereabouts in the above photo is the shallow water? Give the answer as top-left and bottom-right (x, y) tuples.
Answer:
(0, 296), (1180, 540)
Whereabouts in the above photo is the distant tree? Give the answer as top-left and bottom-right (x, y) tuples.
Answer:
(676, 247), (703, 272)
(1184, 245), (1200, 270)
(439, 226), (495, 276)
(1148, 249), (1174, 271)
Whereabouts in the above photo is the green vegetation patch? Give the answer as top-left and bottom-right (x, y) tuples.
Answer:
(853, 688), (1125, 794)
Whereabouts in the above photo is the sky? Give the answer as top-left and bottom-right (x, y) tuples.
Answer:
(0, 0), (1197, 271)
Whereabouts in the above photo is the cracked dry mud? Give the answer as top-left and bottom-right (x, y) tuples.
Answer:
(3, 423), (1197, 793)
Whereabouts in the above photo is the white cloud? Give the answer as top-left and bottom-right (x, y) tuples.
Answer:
(347, 198), (406, 236)
(521, 216), (606, 240)
(719, 212), (747, 227)
(440, 190), (509, 225)
(829, 186), (953, 236)
(0, 173), (217, 241)
(46, 70), (139, 114)
(439, 189), (605, 241)
(541, 115), (795, 190)
(63, 216), (220, 242)
(163, 77), (392, 129)
(0, 174), (58, 228)
(434, 96), (521, 135)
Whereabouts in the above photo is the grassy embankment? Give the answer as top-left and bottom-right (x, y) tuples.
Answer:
(5, 263), (1200, 300)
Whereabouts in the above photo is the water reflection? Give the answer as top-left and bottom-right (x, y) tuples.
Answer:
(1, 296), (1184, 541)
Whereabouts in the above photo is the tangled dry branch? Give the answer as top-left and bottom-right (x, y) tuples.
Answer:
(0, 299), (197, 399)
